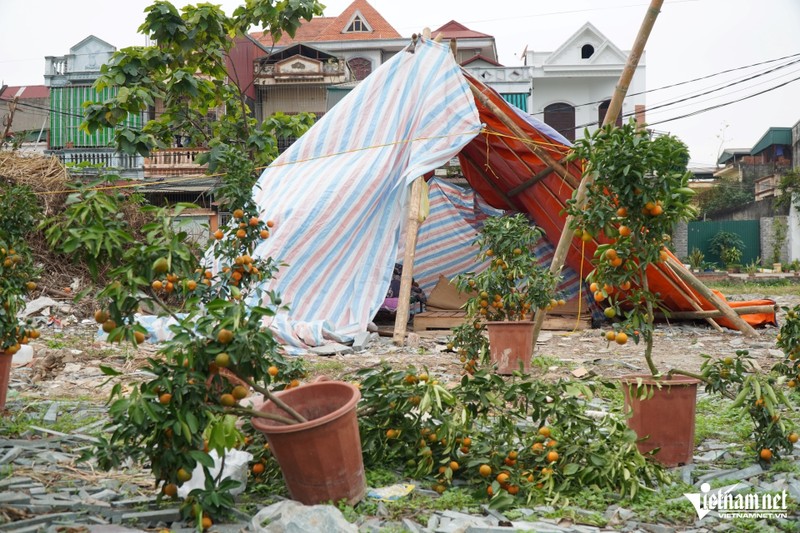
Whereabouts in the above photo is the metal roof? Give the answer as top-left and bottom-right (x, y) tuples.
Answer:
(750, 127), (792, 156)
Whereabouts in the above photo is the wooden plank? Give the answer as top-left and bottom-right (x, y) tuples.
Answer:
(393, 177), (425, 345)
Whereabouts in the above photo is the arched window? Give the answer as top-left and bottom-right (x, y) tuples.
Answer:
(581, 44), (595, 59)
(347, 57), (372, 81)
(598, 100), (622, 127)
(543, 102), (576, 142)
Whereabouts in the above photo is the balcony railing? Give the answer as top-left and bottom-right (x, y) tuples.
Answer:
(47, 148), (143, 177)
(144, 148), (209, 178)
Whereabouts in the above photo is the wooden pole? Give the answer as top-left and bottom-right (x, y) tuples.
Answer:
(665, 257), (759, 337)
(393, 177), (425, 345)
(657, 262), (724, 332)
(655, 304), (777, 321)
(531, 0), (665, 348)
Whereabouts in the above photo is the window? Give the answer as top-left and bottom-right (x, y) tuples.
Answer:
(347, 57), (372, 81)
(581, 44), (595, 59)
(598, 100), (622, 127)
(347, 16), (368, 32)
(543, 103), (576, 142)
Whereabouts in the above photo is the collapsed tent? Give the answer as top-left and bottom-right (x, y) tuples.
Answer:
(248, 37), (775, 350)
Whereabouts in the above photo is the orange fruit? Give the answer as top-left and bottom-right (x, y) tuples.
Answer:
(507, 485), (520, 495)
(450, 461), (459, 471)
(217, 329), (234, 344)
(547, 439), (558, 448)
(204, 270), (213, 279)
(213, 229), (224, 240)
(134, 331), (146, 344)
(788, 433), (799, 444)
(616, 207), (628, 217)
(581, 231), (593, 242)
(177, 467), (192, 482)
(618, 225), (631, 237)
(615, 332), (628, 345)
(252, 462), (265, 475)
(605, 330), (617, 341)
(215, 353), (231, 368)
(659, 250), (669, 262)
(289, 379), (300, 388)
(546, 451), (559, 463)
(162, 483), (178, 497)
(610, 257), (623, 267)
(487, 485), (494, 496)
(507, 450), (518, 460)
(267, 220), (275, 228)
(260, 229), (270, 239)
(386, 429), (399, 439)
(25, 281), (37, 291)
(620, 281), (632, 291)
(603, 283), (615, 295)
(249, 216), (259, 227)
(186, 280), (197, 291)
(531, 442), (544, 454)
(605, 249), (618, 261)
(496, 472), (509, 484)
(462, 437), (472, 447)
(94, 310), (109, 324)
(589, 282), (599, 293)
(233, 209), (244, 219)
(759, 448), (772, 461)
(159, 393), (172, 405)
(479, 464), (492, 477)
(236, 229), (247, 239)
(594, 291), (605, 303)
(651, 204), (663, 216)
(201, 516), (212, 530)
(232, 385), (248, 400)
(538, 426), (551, 438)
(220, 393), (236, 407)
(102, 319), (117, 333)
(268, 365), (279, 377)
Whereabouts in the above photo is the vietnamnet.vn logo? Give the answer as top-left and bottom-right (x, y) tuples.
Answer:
(684, 482), (788, 519)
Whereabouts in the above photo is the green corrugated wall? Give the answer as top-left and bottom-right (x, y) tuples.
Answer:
(50, 86), (142, 148)
(500, 93), (528, 112)
(687, 220), (761, 266)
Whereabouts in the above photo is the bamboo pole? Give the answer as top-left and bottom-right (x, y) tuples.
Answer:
(665, 256), (759, 336)
(393, 177), (425, 345)
(655, 304), (777, 320)
(531, 0), (665, 348)
(658, 262), (724, 332)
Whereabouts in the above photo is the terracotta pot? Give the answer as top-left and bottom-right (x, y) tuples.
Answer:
(621, 374), (699, 467)
(0, 351), (12, 412)
(486, 321), (535, 375)
(251, 380), (366, 505)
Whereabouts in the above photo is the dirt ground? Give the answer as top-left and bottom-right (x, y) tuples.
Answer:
(10, 292), (798, 401)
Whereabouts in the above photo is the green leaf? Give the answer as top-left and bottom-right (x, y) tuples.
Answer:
(99, 365), (123, 376)
(189, 450), (215, 468)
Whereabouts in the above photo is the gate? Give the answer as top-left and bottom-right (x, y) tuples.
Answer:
(687, 220), (760, 267)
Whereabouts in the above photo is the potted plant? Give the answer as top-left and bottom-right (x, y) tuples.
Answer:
(772, 218), (787, 272)
(62, 148), (362, 528)
(454, 214), (560, 374)
(721, 246), (743, 273)
(687, 248), (704, 272)
(0, 184), (42, 412)
(566, 121), (699, 466)
(710, 231), (744, 273)
(744, 258), (760, 277)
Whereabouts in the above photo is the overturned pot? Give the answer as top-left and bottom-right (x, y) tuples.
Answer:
(621, 374), (700, 467)
(251, 380), (366, 505)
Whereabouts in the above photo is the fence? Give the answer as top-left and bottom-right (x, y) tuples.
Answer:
(687, 220), (760, 267)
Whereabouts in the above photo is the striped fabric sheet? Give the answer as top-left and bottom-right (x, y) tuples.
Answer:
(248, 38), (482, 350)
(406, 178), (583, 301)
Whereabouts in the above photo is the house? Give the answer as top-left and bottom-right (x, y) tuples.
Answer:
(247, 0), (407, 119)
(715, 128), (793, 201)
(43, 36), (143, 178)
(522, 22), (646, 141)
(0, 85), (49, 152)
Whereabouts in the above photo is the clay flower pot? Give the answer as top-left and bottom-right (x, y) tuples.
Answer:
(251, 380), (366, 505)
(486, 321), (535, 375)
(621, 374), (700, 467)
(0, 351), (13, 412)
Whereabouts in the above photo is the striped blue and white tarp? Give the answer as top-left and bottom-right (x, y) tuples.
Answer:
(249, 38), (482, 350)
(405, 178), (583, 301)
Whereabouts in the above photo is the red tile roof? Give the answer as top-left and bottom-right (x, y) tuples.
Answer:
(432, 20), (493, 40)
(461, 54), (503, 67)
(1, 85), (49, 99)
(252, 0), (401, 48)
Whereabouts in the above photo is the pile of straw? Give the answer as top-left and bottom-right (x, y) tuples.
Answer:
(0, 152), (69, 215)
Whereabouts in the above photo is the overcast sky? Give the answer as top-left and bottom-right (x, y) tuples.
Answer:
(2, 0), (799, 166)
